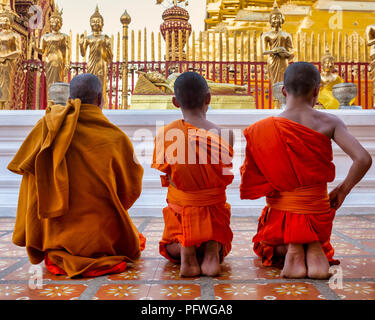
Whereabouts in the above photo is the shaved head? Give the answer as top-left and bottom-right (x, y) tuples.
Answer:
(69, 73), (103, 106)
(174, 72), (210, 110)
(284, 62), (321, 97)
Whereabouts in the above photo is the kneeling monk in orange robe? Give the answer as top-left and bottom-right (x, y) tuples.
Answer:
(152, 72), (234, 277)
(240, 62), (372, 279)
(8, 74), (146, 278)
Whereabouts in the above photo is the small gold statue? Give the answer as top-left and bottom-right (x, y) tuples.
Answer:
(80, 6), (113, 106)
(35, 6), (70, 96)
(0, 8), (22, 109)
(366, 23), (375, 108)
(262, 0), (294, 86)
(318, 47), (346, 109)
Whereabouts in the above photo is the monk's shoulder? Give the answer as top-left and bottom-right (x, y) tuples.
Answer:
(312, 110), (343, 130)
(244, 117), (274, 135)
(93, 120), (132, 147)
(157, 119), (183, 136)
(203, 120), (221, 132)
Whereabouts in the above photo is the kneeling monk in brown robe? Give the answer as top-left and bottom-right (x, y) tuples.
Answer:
(240, 62), (372, 279)
(8, 74), (146, 278)
(152, 72), (234, 277)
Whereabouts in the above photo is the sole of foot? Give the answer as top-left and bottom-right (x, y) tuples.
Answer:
(200, 241), (221, 277)
(180, 245), (201, 277)
(281, 243), (307, 279)
(306, 242), (330, 279)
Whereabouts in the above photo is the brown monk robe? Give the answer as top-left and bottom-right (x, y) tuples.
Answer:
(152, 72), (234, 277)
(8, 74), (145, 278)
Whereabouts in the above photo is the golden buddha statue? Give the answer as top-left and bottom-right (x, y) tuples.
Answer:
(80, 6), (113, 106)
(0, 8), (22, 109)
(133, 71), (248, 96)
(366, 23), (375, 107)
(35, 6), (70, 97)
(317, 47), (354, 109)
(262, 0), (294, 86)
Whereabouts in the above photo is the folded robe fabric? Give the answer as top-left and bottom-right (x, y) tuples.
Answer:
(8, 99), (145, 278)
(152, 120), (234, 262)
(240, 116), (339, 266)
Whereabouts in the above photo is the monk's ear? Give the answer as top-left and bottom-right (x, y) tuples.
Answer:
(172, 96), (181, 109)
(281, 86), (287, 97)
(313, 86), (320, 98)
(205, 91), (211, 106)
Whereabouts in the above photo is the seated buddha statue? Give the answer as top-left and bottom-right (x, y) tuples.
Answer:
(318, 48), (352, 109)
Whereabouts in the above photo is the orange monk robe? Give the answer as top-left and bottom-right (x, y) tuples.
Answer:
(240, 117), (339, 267)
(152, 120), (234, 262)
(8, 99), (146, 278)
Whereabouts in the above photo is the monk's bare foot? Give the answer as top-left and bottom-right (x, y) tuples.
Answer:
(180, 245), (200, 277)
(166, 242), (181, 260)
(281, 243), (307, 279)
(275, 245), (287, 257)
(306, 242), (330, 279)
(201, 241), (221, 277)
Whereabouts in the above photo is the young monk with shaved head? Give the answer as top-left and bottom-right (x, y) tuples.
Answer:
(241, 62), (372, 279)
(8, 74), (146, 278)
(152, 72), (234, 277)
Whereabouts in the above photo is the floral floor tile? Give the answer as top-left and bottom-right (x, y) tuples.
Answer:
(108, 259), (159, 281)
(217, 258), (282, 281)
(143, 223), (165, 232)
(94, 284), (151, 300)
(0, 259), (22, 273)
(214, 282), (321, 300)
(2, 261), (93, 282)
(227, 243), (256, 258)
(332, 282), (375, 300)
(337, 229), (375, 240)
(147, 284), (201, 300)
(361, 241), (375, 250)
(153, 260), (200, 281)
(331, 241), (372, 256)
(338, 257), (375, 279)
(0, 233), (13, 241)
(0, 284), (87, 300)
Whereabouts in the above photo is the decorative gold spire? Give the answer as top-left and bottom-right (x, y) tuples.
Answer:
(120, 9), (131, 25)
(90, 5), (103, 22)
(269, 0), (285, 24)
(322, 44), (334, 62)
(270, 0), (283, 18)
(50, 4), (63, 21)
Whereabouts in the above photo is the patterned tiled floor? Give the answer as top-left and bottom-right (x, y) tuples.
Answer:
(1, 215), (375, 300)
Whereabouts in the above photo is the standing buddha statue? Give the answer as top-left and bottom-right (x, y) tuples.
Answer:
(80, 6), (113, 107)
(0, 8), (22, 109)
(262, 0), (294, 86)
(35, 6), (70, 98)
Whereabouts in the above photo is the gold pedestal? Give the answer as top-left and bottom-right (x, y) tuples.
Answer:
(130, 94), (255, 110)
(130, 95), (175, 110)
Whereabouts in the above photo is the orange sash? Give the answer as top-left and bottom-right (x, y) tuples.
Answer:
(266, 184), (331, 215)
(160, 185), (232, 255)
(167, 185), (227, 208)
